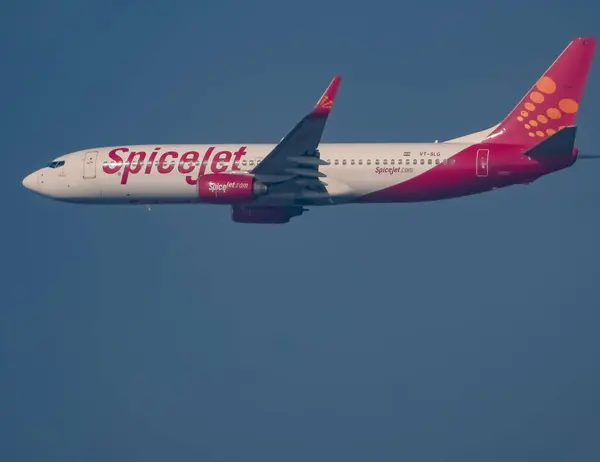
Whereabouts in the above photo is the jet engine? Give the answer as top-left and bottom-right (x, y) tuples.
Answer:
(197, 174), (267, 204)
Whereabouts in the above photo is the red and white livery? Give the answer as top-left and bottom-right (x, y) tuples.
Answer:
(22, 38), (597, 223)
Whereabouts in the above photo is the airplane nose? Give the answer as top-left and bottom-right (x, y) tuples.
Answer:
(22, 172), (38, 191)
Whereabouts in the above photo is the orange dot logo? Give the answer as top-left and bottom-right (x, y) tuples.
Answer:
(529, 120), (538, 127)
(530, 91), (544, 104)
(525, 102), (535, 111)
(536, 76), (556, 94)
(536, 130), (545, 137)
(521, 110), (529, 117)
(546, 107), (561, 119)
(558, 98), (578, 114)
(525, 124), (531, 129)
(517, 116), (524, 121)
(529, 132), (535, 137)
(546, 128), (556, 136)
(318, 95), (332, 109)
(537, 114), (548, 124)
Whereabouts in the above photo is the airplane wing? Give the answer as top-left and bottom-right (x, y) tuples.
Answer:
(248, 75), (342, 206)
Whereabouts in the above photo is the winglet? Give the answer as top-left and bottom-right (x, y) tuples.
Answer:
(310, 75), (342, 117)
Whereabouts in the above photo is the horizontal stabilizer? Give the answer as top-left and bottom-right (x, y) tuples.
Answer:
(525, 126), (576, 158)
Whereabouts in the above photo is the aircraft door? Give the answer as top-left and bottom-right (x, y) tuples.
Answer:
(476, 149), (489, 177)
(83, 151), (98, 179)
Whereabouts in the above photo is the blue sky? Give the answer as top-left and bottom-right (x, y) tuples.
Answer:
(3, 0), (600, 460)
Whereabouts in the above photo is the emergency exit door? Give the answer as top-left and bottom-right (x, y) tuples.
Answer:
(476, 149), (489, 177)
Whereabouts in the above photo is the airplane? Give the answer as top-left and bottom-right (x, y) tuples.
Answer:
(22, 37), (597, 223)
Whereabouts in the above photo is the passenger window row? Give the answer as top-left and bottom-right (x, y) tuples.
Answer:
(324, 158), (455, 166)
(101, 157), (456, 167)
(102, 159), (261, 167)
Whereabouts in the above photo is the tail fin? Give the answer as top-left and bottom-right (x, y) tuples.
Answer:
(484, 37), (596, 147)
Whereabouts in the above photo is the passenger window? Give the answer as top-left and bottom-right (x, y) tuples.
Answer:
(342, 159), (346, 165)
(249, 160), (254, 166)
(358, 159), (363, 165)
(375, 159), (380, 165)
(366, 159), (371, 165)
(420, 159), (425, 165)
(435, 159), (440, 165)
(350, 159), (355, 165)
(413, 159), (417, 165)
(383, 159), (387, 165)
(398, 159), (402, 165)
(390, 159), (394, 165)
(428, 159), (432, 165)
(334, 159), (339, 165)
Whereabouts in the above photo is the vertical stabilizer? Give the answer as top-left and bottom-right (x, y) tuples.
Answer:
(484, 37), (595, 148)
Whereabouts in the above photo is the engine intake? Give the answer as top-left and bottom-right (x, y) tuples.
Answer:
(197, 173), (267, 204)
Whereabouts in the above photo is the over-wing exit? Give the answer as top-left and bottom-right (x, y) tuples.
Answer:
(22, 37), (597, 223)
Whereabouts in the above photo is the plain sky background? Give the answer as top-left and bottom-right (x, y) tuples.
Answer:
(2, 0), (600, 460)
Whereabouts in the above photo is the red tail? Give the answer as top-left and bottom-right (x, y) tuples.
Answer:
(484, 37), (596, 147)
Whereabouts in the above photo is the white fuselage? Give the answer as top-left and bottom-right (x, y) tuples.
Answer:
(23, 142), (468, 205)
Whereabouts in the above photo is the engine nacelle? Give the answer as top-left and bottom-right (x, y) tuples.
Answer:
(197, 174), (267, 204)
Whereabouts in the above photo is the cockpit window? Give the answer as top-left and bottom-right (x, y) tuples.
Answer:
(47, 160), (65, 168)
